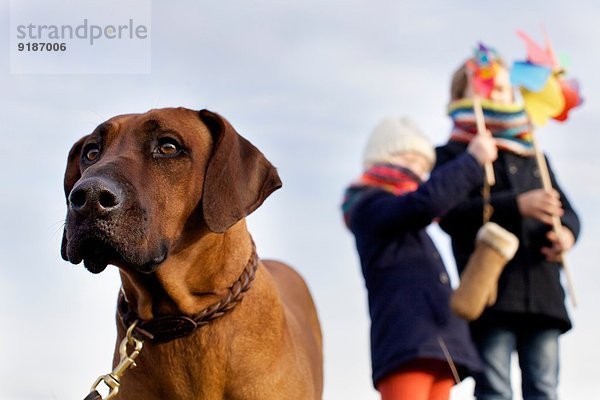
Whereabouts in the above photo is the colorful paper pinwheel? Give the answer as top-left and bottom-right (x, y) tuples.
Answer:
(510, 29), (581, 306)
(510, 30), (583, 126)
(466, 43), (501, 99)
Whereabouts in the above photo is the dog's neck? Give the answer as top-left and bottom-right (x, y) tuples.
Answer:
(119, 220), (253, 320)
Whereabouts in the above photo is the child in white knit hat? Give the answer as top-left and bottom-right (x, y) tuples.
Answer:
(342, 117), (496, 400)
(362, 117), (436, 180)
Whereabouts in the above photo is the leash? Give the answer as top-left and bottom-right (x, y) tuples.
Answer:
(82, 240), (259, 399)
(87, 321), (144, 400)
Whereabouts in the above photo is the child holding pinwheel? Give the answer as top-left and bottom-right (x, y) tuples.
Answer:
(342, 117), (497, 400)
(435, 44), (581, 400)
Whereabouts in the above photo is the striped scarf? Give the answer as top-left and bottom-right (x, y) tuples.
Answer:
(342, 163), (420, 228)
(448, 98), (535, 156)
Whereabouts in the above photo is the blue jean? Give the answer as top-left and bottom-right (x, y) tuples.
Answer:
(473, 326), (561, 400)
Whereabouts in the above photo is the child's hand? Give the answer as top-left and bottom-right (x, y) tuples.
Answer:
(467, 131), (498, 165)
(517, 189), (564, 225)
(541, 227), (575, 262)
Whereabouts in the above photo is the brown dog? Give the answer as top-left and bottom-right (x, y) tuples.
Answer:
(61, 108), (323, 399)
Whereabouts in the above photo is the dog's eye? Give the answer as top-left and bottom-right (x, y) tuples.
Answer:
(160, 143), (178, 154)
(83, 145), (100, 163)
(155, 138), (181, 157)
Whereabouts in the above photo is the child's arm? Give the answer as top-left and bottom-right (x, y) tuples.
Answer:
(439, 153), (581, 254)
(517, 188), (564, 226)
(351, 134), (496, 234)
(516, 155), (580, 249)
(438, 187), (522, 237)
(350, 152), (483, 234)
(435, 142), (520, 237)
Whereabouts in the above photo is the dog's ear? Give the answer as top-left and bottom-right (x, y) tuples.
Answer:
(61, 135), (87, 261)
(199, 110), (282, 233)
(63, 135), (88, 200)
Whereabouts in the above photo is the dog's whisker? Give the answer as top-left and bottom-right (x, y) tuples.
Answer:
(49, 220), (66, 239)
(49, 219), (66, 228)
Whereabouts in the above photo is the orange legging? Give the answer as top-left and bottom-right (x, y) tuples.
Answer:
(377, 359), (456, 400)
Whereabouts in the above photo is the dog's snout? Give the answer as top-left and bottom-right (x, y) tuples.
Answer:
(69, 178), (123, 215)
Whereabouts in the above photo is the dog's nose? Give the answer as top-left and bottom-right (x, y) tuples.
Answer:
(69, 177), (123, 215)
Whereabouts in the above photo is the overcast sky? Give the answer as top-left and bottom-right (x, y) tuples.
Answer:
(1, 1), (599, 399)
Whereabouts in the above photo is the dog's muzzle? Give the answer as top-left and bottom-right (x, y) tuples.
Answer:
(63, 176), (165, 274)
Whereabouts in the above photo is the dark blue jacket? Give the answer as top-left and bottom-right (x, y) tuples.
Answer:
(347, 153), (483, 386)
(436, 142), (581, 333)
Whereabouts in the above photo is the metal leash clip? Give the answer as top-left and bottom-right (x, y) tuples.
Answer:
(88, 321), (144, 400)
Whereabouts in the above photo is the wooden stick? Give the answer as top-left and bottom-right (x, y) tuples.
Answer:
(473, 96), (496, 186)
(531, 132), (578, 307)
(438, 336), (461, 385)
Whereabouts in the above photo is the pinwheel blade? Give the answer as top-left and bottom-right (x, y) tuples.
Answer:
(521, 77), (565, 126)
(511, 61), (552, 92)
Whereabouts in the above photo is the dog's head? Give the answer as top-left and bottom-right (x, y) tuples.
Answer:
(61, 108), (281, 274)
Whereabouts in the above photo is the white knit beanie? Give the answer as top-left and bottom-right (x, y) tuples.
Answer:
(362, 117), (436, 170)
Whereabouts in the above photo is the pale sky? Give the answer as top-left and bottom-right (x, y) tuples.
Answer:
(1, 1), (599, 399)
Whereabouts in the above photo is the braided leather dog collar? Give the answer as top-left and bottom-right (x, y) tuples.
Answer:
(118, 241), (259, 343)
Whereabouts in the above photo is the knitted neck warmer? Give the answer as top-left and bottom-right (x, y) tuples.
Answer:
(448, 98), (535, 156)
(342, 163), (420, 228)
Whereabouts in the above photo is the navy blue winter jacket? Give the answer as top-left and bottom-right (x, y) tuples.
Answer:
(436, 141), (581, 333)
(347, 153), (483, 386)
